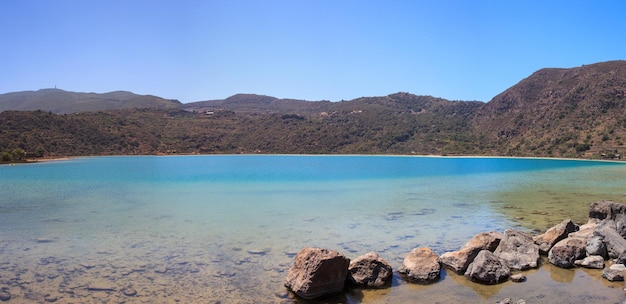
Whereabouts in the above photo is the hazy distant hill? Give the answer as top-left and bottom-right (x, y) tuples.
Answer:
(473, 60), (626, 157)
(0, 88), (182, 114)
(183, 93), (329, 114)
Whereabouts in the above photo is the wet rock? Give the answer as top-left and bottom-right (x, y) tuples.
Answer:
(398, 247), (441, 284)
(575, 255), (605, 269)
(465, 250), (510, 284)
(593, 225), (626, 259)
(533, 219), (578, 255)
(510, 273), (526, 282)
(602, 267), (625, 281)
(585, 235), (608, 258)
(548, 237), (587, 268)
(439, 231), (502, 274)
(616, 250), (626, 264)
(346, 251), (393, 288)
(589, 200), (626, 221)
(0, 290), (10, 301)
(588, 200), (626, 239)
(494, 229), (540, 270)
(284, 247), (349, 300)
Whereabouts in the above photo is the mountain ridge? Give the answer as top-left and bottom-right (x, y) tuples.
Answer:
(1, 60), (626, 159)
(0, 88), (182, 114)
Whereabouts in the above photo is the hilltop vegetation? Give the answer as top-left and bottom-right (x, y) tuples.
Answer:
(1, 61), (626, 160)
(0, 89), (181, 114)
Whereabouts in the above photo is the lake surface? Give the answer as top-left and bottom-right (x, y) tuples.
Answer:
(1, 155), (626, 303)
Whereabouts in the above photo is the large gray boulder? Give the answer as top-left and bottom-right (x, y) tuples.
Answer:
(284, 247), (350, 300)
(494, 229), (540, 270)
(346, 251), (393, 288)
(585, 235), (608, 258)
(593, 225), (626, 259)
(533, 219), (578, 255)
(588, 200), (626, 238)
(548, 237), (587, 268)
(465, 250), (510, 284)
(398, 247), (441, 284)
(440, 231), (502, 274)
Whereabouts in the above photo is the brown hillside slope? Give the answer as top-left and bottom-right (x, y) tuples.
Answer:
(472, 60), (626, 158)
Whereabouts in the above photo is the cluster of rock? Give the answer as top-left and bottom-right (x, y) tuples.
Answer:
(284, 200), (626, 300)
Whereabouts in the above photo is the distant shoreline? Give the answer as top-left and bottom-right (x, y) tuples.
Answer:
(2, 153), (623, 166)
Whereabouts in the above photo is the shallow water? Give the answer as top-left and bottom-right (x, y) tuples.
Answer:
(1, 155), (625, 303)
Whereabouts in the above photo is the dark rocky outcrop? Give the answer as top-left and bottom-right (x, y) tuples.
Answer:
(284, 247), (350, 300)
(548, 237), (587, 268)
(439, 231), (502, 274)
(398, 247), (441, 284)
(494, 229), (540, 270)
(533, 219), (578, 255)
(346, 252), (393, 288)
(465, 250), (510, 284)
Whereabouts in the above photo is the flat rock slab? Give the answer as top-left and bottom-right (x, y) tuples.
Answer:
(440, 231), (502, 274)
(533, 219), (577, 255)
(86, 280), (117, 292)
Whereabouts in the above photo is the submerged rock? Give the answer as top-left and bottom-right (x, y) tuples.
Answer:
(465, 250), (510, 284)
(494, 229), (540, 270)
(439, 231), (502, 274)
(347, 251), (393, 288)
(548, 237), (587, 268)
(510, 273), (526, 282)
(574, 255), (605, 269)
(398, 247), (441, 284)
(0, 290), (10, 302)
(602, 267), (625, 281)
(121, 286), (137, 296)
(284, 247), (349, 300)
(533, 219), (578, 255)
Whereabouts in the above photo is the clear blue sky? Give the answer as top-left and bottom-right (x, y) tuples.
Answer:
(1, 1), (624, 103)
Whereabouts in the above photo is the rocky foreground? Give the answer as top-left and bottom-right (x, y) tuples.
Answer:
(284, 200), (626, 300)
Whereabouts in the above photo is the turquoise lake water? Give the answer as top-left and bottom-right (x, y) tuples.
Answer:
(1, 155), (626, 303)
